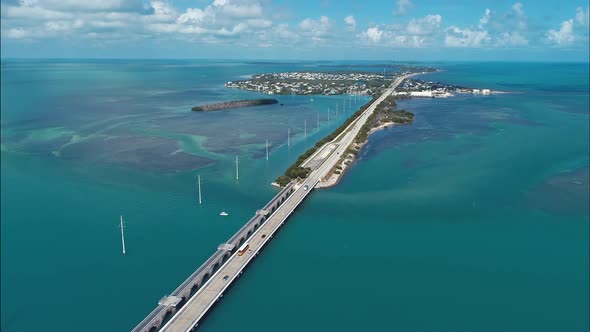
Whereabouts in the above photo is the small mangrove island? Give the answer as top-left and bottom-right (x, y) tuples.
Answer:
(192, 99), (279, 112)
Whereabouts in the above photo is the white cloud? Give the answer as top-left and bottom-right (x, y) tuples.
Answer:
(298, 16), (331, 41)
(1, 0), (587, 53)
(1, 0), (276, 45)
(5, 27), (30, 39)
(511, 2), (524, 16)
(406, 14), (441, 35)
(474, 3), (529, 47)
(479, 8), (491, 29)
(214, 0), (262, 18)
(357, 14), (443, 47)
(344, 15), (356, 31)
(393, 0), (413, 16)
(177, 8), (206, 24)
(21, 0), (153, 13)
(575, 6), (589, 26)
(497, 31), (528, 46)
(547, 19), (575, 45)
(445, 26), (490, 47)
(364, 26), (383, 42)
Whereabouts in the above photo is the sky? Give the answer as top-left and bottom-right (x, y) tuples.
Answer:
(1, 0), (589, 61)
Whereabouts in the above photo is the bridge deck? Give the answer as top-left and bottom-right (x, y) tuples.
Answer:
(160, 178), (318, 332)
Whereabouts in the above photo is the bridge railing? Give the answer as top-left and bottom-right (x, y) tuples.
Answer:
(227, 181), (295, 245)
(130, 305), (167, 332)
(170, 249), (225, 297)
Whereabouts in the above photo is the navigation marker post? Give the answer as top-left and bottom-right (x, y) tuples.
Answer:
(266, 139), (269, 160)
(120, 215), (126, 255)
(288, 128), (291, 148)
(304, 120), (307, 138)
(317, 113), (320, 129)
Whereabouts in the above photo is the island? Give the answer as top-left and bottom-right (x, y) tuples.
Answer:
(226, 70), (495, 98)
(191, 99), (279, 112)
(225, 69), (436, 96)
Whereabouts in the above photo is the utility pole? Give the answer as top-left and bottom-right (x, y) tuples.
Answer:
(317, 113), (320, 129)
(119, 216), (126, 255)
(288, 128), (291, 147)
(266, 139), (269, 160)
(235, 155), (239, 180)
(304, 120), (307, 138)
(198, 175), (202, 204)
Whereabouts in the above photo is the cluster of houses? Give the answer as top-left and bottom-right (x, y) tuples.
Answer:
(253, 72), (383, 81)
(394, 79), (492, 98)
(225, 71), (388, 96)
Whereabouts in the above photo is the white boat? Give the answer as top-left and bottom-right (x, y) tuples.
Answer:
(219, 212), (229, 216)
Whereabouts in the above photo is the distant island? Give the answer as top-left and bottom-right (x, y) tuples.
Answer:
(192, 99), (279, 112)
(225, 69), (437, 96)
(225, 70), (496, 98)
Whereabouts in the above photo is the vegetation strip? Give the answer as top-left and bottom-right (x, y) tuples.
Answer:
(274, 93), (414, 187)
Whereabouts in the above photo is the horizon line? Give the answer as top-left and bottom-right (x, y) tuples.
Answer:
(1, 57), (589, 64)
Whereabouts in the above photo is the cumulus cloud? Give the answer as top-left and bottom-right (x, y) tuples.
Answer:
(393, 0), (413, 16)
(547, 19), (575, 45)
(546, 6), (589, 46)
(511, 2), (524, 16)
(445, 26), (490, 47)
(575, 6), (589, 26)
(344, 15), (356, 31)
(1, 0), (279, 43)
(298, 16), (331, 41)
(479, 8), (491, 29)
(361, 26), (383, 43)
(1, 0), (588, 54)
(497, 31), (528, 46)
(469, 3), (529, 47)
(406, 14), (442, 35)
(357, 14), (443, 47)
(19, 0), (154, 14)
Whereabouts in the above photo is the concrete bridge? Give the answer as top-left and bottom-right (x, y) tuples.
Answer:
(131, 74), (412, 332)
(131, 183), (296, 332)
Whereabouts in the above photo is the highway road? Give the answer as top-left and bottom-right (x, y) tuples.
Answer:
(157, 73), (411, 332)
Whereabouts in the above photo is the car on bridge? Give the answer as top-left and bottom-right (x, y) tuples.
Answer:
(223, 275), (229, 281)
(261, 234), (267, 239)
(303, 185), (309, 191)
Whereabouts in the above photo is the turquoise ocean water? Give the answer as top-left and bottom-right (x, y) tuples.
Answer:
(1, 60), (588, 332)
